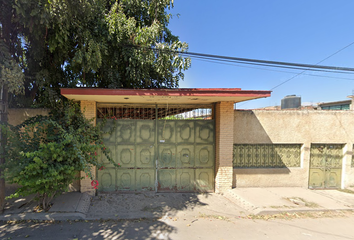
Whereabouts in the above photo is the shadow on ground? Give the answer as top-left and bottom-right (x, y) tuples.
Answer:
(0, 220), (177, 240)
(86, 192), (211, 220)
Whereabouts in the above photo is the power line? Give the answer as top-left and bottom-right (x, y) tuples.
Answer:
(187, 54), (354, 74)
(193, 57), (354, 81)
(125, 44), (354, 73)
(179, 51), (354, 73)
(270, 40), (354, 90)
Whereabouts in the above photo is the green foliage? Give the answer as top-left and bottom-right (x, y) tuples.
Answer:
(1, 101), (115, 210)
(0, 39), (24, 95)
(0, 0), (191, 108)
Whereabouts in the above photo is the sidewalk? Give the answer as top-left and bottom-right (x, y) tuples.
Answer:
(1, 187), (354, 221)
(225, 187), (354, 215)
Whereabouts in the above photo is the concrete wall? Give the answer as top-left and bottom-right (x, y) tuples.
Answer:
(233, 110), (354, 189)
(8, 108), (49, 126)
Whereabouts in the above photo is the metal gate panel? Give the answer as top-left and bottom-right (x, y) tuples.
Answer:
(158, 169), (177, 191)
(136, 145), (155, 168)
(176, 145), (195, 168)
(99, 144), (116, 167)
(136, 121), (155, 143)
(117, 169), (135, 191)
(176, 121), (195, 143)
(195, 122), (214, 144)
(117, 145), (135, 168)
(136, 169), (155, 191)
(195, 169), (214, 192)
(308, 169), (324, 188)
(158, 145), (176, 168)
(309, 144), (343, 189)
(177, 169), (195, 191)
(101, 119), (116, 143)
(97, 168), (116, 191)
(326, 169), (342, 188)
(195, 145), (214, 168)
(116, 121), (136, 143)
(158, 121), (176, 143)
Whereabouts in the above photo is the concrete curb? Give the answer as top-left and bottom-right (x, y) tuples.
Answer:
(0, 212), (86, 221)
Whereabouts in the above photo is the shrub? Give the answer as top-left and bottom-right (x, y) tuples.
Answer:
(1, 101), (115, 210)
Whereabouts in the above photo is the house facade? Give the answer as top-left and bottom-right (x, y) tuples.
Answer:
(233, 110), (354, 190)
(8, 89), (354, 195)
(61, 88), (271, 195)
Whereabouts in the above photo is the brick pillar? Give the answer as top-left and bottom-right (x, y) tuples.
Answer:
(215, 102), (234, 192)
(80, 100), (97, 196)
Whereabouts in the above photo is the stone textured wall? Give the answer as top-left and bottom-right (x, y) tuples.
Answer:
(215, 102), (234, 192)
(233, 110), (354, 189)
(80, 101), (97, 196)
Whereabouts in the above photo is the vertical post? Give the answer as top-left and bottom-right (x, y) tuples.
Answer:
(0, 84), (8, 212)
(155, 104), (158, 192)
(214, 101), (234, 192)
(80, 100), (97, 196)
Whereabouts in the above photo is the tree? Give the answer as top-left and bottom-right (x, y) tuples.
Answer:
(0, 0), (191, 108)
(0, 0), (25, 213)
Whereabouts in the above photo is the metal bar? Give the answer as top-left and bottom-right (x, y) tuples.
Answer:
(155, 104), (158, 193)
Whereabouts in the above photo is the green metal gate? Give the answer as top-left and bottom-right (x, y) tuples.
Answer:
(309, 144), (343, 189)
(157, 120), (214, 192)
(97, 119), (156, 191)
(97, 106), (214, 193)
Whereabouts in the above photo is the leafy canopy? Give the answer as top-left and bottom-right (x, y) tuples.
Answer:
(0, 0), (191, 107)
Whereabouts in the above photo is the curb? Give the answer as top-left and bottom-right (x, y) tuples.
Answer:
(0, 212), (86, 221)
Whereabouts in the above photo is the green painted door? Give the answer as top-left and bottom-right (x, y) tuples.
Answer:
(157, 120), (215, 192)
(97, 119), (156, 191)
(309, 144), (343, 189)
(97, 119), (215, 192)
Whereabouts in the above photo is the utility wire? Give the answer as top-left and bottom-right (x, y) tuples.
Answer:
(126, 44), (354, 73)
(186, 54), (354, 74)
(193, 57), (354, 81)
(270, 40), (354, 90)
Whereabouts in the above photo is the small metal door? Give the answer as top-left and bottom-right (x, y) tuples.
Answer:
(309, 144), (343, 189)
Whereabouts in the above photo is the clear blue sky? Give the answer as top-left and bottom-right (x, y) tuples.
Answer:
(168, 0), (354, 109)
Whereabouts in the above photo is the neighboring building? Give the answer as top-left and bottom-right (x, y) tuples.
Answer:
(234, 109), (354, 190)
(318, 100), (351, 110)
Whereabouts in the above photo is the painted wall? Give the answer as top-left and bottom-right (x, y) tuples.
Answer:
(233, 110), (354, 189)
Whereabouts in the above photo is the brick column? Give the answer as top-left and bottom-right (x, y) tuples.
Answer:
(215, 102), (234, 192)
(80, 100), (97, 196)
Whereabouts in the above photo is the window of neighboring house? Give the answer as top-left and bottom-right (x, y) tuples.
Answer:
(321, 104), (350, 110)
(233, 144), (301, 168)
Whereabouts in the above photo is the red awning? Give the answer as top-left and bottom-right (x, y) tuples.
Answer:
(61, 88), (271, 104)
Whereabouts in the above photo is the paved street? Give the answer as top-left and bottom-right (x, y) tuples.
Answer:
(1, 212), (354, 240)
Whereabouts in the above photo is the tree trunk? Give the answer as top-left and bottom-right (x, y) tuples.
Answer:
(0, 84), (8, 213)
